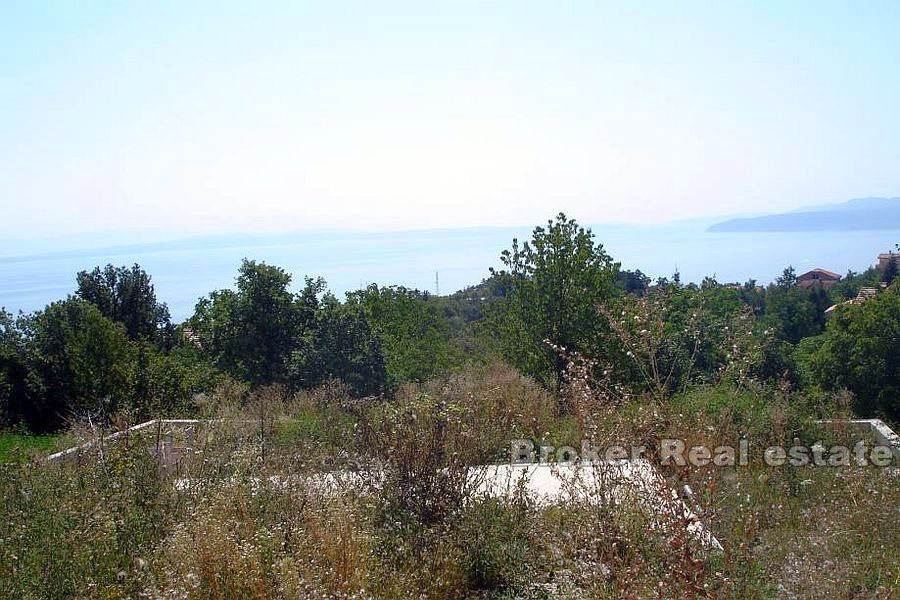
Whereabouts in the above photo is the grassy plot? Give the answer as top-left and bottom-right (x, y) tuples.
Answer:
(0, 368), (897, 598)
(0, 433), (57, 462)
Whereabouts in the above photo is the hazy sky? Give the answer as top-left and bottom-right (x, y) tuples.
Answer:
(2, 1), (899, 239)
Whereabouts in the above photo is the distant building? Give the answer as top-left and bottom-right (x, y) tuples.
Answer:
(856, 287), (879, 300)
(182, 326), (202, 348)
(797, 268), (841, 289)
(877, 251), (899, 270)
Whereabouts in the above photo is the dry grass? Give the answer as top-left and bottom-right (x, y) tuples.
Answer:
(1, 363), (898, 599)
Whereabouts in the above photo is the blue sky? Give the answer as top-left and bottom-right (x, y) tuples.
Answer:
(2, 1), (899, 239)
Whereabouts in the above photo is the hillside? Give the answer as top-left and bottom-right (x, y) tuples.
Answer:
(708, 197), (900, 232)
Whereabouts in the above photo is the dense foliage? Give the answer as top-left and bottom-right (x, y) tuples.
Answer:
(1, 223), (898, 431)
(1, 224), (898, 599)
(811, 282), (900, 419)
(1, 268), (217, 432)
(75, 264), (172, 344)
(488, 213), (620, 387)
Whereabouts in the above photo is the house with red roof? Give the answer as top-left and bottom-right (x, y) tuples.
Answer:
(797, 268), (841, 289)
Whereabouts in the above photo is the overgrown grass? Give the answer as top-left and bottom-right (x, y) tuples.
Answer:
(0, 364), (897, 598)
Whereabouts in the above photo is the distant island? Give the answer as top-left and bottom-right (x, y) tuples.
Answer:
(708, 197), (900, 232)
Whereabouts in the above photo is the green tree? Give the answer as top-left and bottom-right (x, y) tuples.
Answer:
(130, 338), (224, 420)
(345, 285), (454, 386)
(775, 266), (798, 288)
(488, 213), (620, 387)
(22, 299), (133, 431)
(616, 269), (651, 296)
(812, 285), (900, 422)
(191, 260), (321, 387)
(0, 310), (35, 428)
(889, 243), (900, 286)
(604, 282), (759, 397)
(761, 281), (826, 345)
(290, 294), (387, 396)
(829, 266), (880, 302)
(737, 279), (765, 317)
(791, 334), (826, 389)
(76, 264), (171, 343)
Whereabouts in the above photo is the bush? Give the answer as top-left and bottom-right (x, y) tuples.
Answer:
(0, 441), (178, 598)
(456, 497), (533, 593)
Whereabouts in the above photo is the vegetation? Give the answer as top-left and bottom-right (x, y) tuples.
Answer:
(811, 281), (900, 419)
(345, 284), (456, 387)
(488, 213), (620, 387)
(0, 433), (56, 462)
(1, 369), (896, 599)
(76, 263), (173, 344)
(190, 260), (321, 386)
(14, 298), (134, 431)
(1, 217), (898, 597)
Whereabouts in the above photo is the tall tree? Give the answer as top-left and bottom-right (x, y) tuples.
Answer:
(0, 311), (33, 429)
(488, 213), (620, 387)
(775, 266), (798, 288)
(76, 264), (171, 343)
(130, 338), (223, 420)
(617, 269), (651, 296)
(889, 242), (900, 286)
(191, 260), (319, 387)
(345, 285), (454, 386)
(882, 256), (898, 285)
(762, 286), (821, 345)
(812, 286), (900, 422)
(290, 294), (387, 396)
(22, 299), (133, 431)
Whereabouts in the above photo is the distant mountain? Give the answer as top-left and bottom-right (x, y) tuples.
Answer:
(708, 197), (900, 232)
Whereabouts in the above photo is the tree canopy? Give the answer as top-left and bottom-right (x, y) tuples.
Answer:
(191, 260), (320, 386)
(812, 284), (900, 421)
(345, 285), (455, 387)
(76, 264), (171, 343)
(3, 217), (900, 433)
(21, 298), (133, 431)
(488, 213), (620, 386)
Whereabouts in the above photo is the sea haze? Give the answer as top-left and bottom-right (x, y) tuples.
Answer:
(1, 222), (898, 322)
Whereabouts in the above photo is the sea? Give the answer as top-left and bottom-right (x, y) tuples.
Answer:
(2, 222), (898, 322)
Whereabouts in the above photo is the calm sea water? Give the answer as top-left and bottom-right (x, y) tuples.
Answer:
(2, 223), (898, 321)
